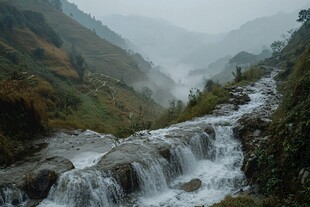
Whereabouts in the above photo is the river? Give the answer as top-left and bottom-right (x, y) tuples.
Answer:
(1, 70), (279, 207)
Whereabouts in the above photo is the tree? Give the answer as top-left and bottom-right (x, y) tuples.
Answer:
(188, 88), (202, 107)
(204, 79), (220, 92)
(297, 9), (310, 23)
(33, 47), (45, 59)
(270, 40), (285, 58)
(142, 87), (152, 99)
(70, 52), (85, 82)
(50, 0), (62, 11)
(232, 66), (243, 83)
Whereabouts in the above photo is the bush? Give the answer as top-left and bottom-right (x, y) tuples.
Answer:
(0, 79), (46, 138)
(0, 132), (14, 166)
(257, 45), (310, 205)
(23, 10), (63, 47)
(33, 47), (45, 59)
(211, 195), (263, 207)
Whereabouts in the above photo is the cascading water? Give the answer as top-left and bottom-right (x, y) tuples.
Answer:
(35, 70), (278, 207)
(0, 185), (28, 207)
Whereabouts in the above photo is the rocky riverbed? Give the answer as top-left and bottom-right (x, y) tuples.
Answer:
(0, 69), (281, 207)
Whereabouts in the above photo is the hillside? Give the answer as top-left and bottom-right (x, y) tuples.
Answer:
(212, 15), (310, 207)
(255, 19), (310, 206)
(211, 49), (272, 84)
(183, 11), (301, 68)
(10, 0), (145, 84)
(60, 0), (131, 50)
(0, 0), (163, 166)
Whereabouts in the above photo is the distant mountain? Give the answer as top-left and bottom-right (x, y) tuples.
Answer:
(211, 50), (272, 84)
(101, 14), (224, 65)
(183, 11), (301, 68)
(60, 0), (131, 50)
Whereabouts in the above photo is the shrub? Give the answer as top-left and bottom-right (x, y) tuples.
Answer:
(0, 79), (46, 138)
(211, 195), (263, 207)
(23, 10), (63, 47)
(0, 132), (14, 166)
(33, 47), (45, 59)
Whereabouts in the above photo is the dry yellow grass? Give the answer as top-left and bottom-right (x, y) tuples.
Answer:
(13, 28), (79, 79)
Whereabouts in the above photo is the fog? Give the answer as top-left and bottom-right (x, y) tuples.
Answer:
(68, 0), (309, 102)
(69, 0), (308, 34)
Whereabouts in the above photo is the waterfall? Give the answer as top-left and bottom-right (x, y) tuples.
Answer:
(0, 185), (28, 207)
(34, 71), (278, 207)
(39, 170), (123, 207)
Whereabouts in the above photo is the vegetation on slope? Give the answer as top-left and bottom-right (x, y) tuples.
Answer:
(60, 0), (130, 50)
(257, 32), (310, 206)
(11, 0), (146, 84)
(0, 0), (162, 166)
(211, 12), (310, 207)
(154, 65), (267, 129)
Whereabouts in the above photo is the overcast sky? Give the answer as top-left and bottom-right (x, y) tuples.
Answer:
(68, 0), (309, 34)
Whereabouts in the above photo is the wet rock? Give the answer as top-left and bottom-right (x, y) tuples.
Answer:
(204, 125), (215, 139)
(233, 115), (271, 153)
(155, 144), (171, 161)
(93, 144), (148, 193)
(24, 169), (57, 199)
(180, 178), (202, 192)
(234, 113), (272, 182)
(0, 184), (28, 206)
(229, 93), (251, 106)
(244, 156), (258, 179)
(24, 156), (74, 199)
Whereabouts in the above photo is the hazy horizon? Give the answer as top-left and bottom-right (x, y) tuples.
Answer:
(68, 0), (309, 34)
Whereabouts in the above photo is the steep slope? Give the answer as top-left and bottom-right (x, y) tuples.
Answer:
(60, 0), (131, 50)
(183, 11), (301, 68)
(211, 50), (272, 84)
(255, 19), (310, 205)
(11, 0), (145, 84)
(58, 1), (178, 105)
(0, 0), (163, 165)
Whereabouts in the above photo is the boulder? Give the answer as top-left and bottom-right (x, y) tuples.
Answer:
(23, 156), (74, 199)
(233, 115), (270, 153)
(93, 143), (150, 193)
(204, 125), (215, 139)
(243, 156), (258, 179)
(24, 169), (57, 199)
(230, 93), (251, 106)
(180, 178), (202, 192)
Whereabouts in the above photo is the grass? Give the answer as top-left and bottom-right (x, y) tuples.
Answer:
(10, 0), (147, 84)
(153, 65), (268, 129)
(210, 195), (279, 207)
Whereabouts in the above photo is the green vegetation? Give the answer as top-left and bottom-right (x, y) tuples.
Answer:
(210, 195), (279, 207)
(153, 65), (267, 129)
(257, 45), (310, 205)
(0, 78), (46, 138)
(11, 0), (146, 84)
(232, 66), (243, 83)
(0, 0), (162, 166)
(212, 49), (271, 84)
(297, 9), (310, 23)
(60, 0), (129, 50)
(247, 13), (310, 206)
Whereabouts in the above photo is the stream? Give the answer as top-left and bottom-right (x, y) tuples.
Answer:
(1, 70), (279, 207)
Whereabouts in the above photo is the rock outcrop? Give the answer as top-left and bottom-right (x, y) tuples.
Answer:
(0, 156), (74, 203)
(91, 127), (214, 194)
(180, 178), (202, 192)
(24, 156), (74, 199)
